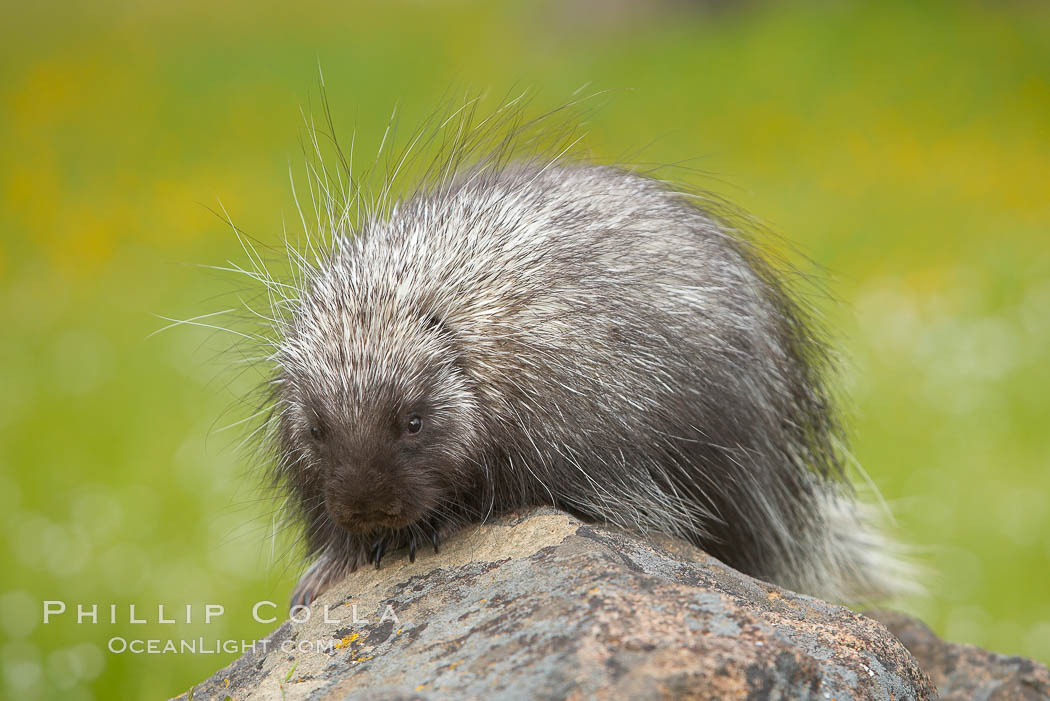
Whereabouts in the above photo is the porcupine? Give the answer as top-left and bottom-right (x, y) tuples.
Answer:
(247, 101), (912, 608)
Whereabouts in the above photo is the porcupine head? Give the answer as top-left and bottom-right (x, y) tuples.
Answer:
(272, 229), (489, 606)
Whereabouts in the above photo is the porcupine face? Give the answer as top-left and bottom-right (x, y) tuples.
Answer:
(275, 269), (483, 538)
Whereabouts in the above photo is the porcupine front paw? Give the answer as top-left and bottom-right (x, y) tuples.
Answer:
(291, 520), (449, 607)
(371, 517), (444, 569)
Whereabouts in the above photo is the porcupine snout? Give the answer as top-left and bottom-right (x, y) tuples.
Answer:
(323, 452), (407, 533)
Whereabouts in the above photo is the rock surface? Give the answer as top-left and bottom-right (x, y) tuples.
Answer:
(868, 610), (1050, 701)
(174, 509), (1043, 700)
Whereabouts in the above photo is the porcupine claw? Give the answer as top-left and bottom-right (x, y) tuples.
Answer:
(407, 520), (439, 562)
(371, 536), (389, 569)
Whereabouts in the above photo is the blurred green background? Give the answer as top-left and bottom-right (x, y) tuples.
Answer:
(2, 0), (1048, 698)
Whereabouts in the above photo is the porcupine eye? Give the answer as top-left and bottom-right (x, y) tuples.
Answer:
(309, 424), (323, 441)
(406, 415), (423, 434)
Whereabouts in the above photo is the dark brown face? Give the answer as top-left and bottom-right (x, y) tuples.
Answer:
(306, 394), (449, 533)
(277, 352), (482, 539)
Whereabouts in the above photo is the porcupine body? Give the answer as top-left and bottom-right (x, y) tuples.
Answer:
(267, 137), (909, 608)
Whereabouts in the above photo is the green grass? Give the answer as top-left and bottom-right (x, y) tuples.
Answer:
(1, 1), (1048, 697)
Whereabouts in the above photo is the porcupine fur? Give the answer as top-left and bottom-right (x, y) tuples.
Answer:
(231, 97), (913, 608)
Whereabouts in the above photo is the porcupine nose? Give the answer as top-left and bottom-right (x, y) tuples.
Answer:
(332, 473), (401, 529)
(349, 504), (398, 523)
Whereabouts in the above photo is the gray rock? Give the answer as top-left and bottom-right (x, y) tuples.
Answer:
(869, 610), (1050, 701)
(173, 509), (950, 699)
